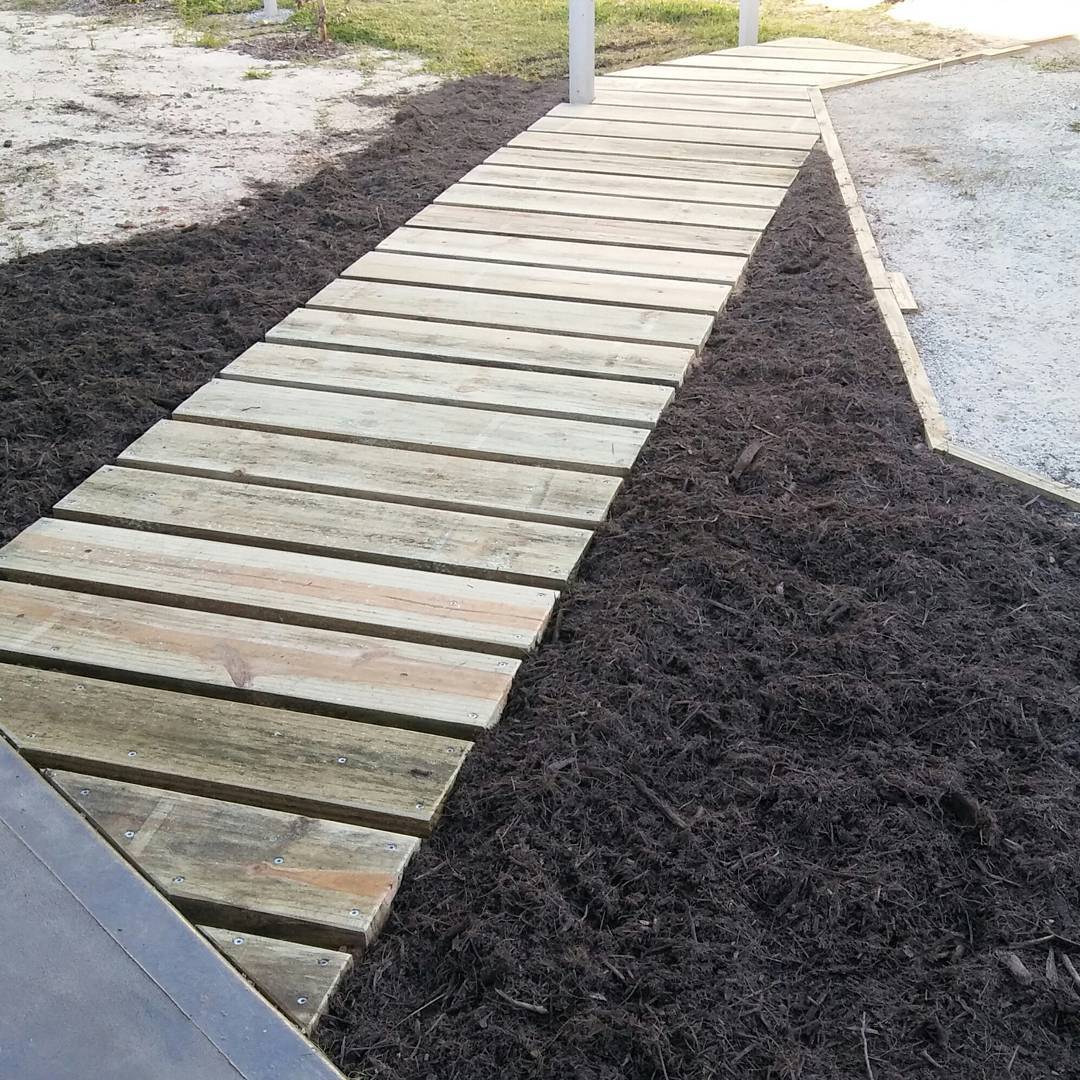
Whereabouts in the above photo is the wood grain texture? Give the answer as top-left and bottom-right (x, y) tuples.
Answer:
(592, 87), (815, 117)
(435, 181), (775, 231)
(722, 45), (922, 64)
(50, 771), (418, 947)
(0, 581), (517, 738)
(120, 421), (619, 529)
(176, 379), (649, 476)
(0, 518), (557, 657)
(202, 927), (352, 1034)
(615, 62), (846, 86)
(462, 163), (785, 210)
(409, 204), (761, 258)
(340, 251), (731, 315)
(266, 306), (695, 385)
(666, 54), (898, 76)
(889, 270), (918, 313)
(486, 145), (798, 187)
(222, 341), (674, 428)
(305, 276), (713, 349)
(529, 114), (818, 151)
(57, 466), (593, 588)
(595, 73), (813, 100)
(0, 665), (468, 836)
(548, 101), (819, 134)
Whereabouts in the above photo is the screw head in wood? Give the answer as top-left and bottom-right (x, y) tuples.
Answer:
(296, 996), (308, 1005)
(273, 857), (284, 865)
(123, 830), (136, 839)
(233, 936), (245, 945)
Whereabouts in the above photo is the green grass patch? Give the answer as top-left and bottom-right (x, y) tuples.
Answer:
(243, 67), (274, 78)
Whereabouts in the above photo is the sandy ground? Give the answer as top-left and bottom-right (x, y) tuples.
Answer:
(827, 41), (1080, 489)
(0, 7), (440, 261)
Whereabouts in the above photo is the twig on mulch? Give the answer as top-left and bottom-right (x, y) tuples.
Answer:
(627, 773), (690, 831)
(996, 951), (1034, 987)
(1060, 952), (1080, 994)
(860, 1013), (875, 1080)
(494, 988), (548, 1016)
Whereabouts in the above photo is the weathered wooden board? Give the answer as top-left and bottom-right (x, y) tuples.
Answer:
(722, 45), (921, 64)
(305, 277), (714, 349)
(0, 665), (468, 836)
(486, 146), (798, 187)
(341, 250), (731, 315)
(380, 226), (748, 284)
(596, 73), (813, 100)
(203, 928), (352, 1034)
(548, 101), (820, 134)
(0, 582), (516, 738)
(267, 306), (695, 385)
(529, 114), (818, 151)
(0, 518), (557, 657)
(611, 63), (845, 87)
(509, 129), (807, 169)
(120, 421), (620, 529)
(666, 54), (898, 75)
(409, 204), (761, 257)
(50, 771), (418, 947)
(435, 182), (775, 231)
(889, 270), (918, 313)
(592, 87), (815, 117)
(57, 465), (593, 588)
(223, 341), (675, 428)
(176, 380), (649, 476)
(462, 163), (785, 210)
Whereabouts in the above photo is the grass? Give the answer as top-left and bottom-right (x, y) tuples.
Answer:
(243, 67), (274, 78)
(1032, 54), (1080, 73)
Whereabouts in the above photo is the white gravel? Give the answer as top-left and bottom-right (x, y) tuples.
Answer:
(826, 41), (1080, 489)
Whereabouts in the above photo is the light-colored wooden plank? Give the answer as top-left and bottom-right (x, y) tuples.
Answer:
(722, 44), (922, 64)
(487, 145), (798, 188)
(610, 63), (840, 87)
(178, 379), (647, 476)
(509, 129), (807, 169)
(667, 54), (899, 76)
(848, 204), (890, 290)
(57, 465), (593, 589)
(592, 88), (816, 118)
(937, 442), (1080, 512)
(435, 181), (775, 231)
(462, 163), (784, 210)
(0, 518), (557, 657)
(596, 73), (812, 100)
(120, 420), (620, 530)
(0, 665), (468, 837)
(889, 270), (918, 313)
(223, 341), (675, 428)
(548, 101), (819, 135)
(203, 928), (351, 1034)
(530, 114), (817, 151)
(50, 771), (417, 947)
(306, 276), (714, 350)
(0, 581), (516, 739)
(267, 305), (695, 386)
(341, 251), (731, 316)
(409, 204), (761, 258)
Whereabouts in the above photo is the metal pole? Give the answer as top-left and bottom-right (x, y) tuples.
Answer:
(738, 0), (760, 46)
(568, 0), (595, 104)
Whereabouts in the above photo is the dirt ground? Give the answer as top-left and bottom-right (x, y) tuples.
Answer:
(0, 2), (438, 261)
(0, 75), (563, 544)
(308, 150), (1079, 1079)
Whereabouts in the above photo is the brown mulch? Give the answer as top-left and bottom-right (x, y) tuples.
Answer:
(0, 75), (563, 546)
(316, 147), (1080, 1079)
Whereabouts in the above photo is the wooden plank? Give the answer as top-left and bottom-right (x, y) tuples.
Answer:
(609, 64), (840, 87)
(487, 145), (798, 187)
(596, 73), (813, 100)
(120, 421), (620, 530)
(462, 163), (784, 210)
(340, 251), (731, 316)
(529, 114), (817, 151)
(0, 581), (516, 739)
(0, 665), (468, 837)
(665, 54), (899, 76)
(202, 928), (351, 1034)
(409, 204), (761, 258)
(267, 306), (695, 386)
(306, 276), (714, 350)
(49, 771), (418, 947)
(223, 341), (675, 428)
(509, 130), (807, 169)
(548, 101), (819, 135)
(380, 227), (747, 285)
(722, 45), (922, 64)
(178, 379), (647, 477)
(57, 465), (593, 589)
(0, 518), (557, 657)
(889, 270), (918, 313)
(591, 89), (816, 118)
(435, 181), (775, 231)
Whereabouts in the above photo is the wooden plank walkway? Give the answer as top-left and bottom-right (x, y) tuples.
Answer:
(0, 37), (924, 1053)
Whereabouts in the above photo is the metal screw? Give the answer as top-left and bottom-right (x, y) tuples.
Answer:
(79, 788), (90, 796)
(123, 830), (136, 839)
(496, 661), (509, 668)
(349, 909), (360, 917)
(415, 801), (425, 810)
(272, 857), (284, 865)
(233, 936), (245, 946)
(296, 996), (308, 1005)
(467, 712), (479, 719)
(336, 756), (347, 764)
(317, 958), (329, 967)
(385, 842), (397, 851)
(127, 750), (137, 757)
(173, 876), (185, 884)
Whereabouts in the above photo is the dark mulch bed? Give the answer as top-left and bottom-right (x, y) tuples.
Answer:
(0, 75), (562, 545)
(318, 147), (1080, 1079)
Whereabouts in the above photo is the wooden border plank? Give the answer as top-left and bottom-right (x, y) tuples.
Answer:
(889, 270), (918, 312)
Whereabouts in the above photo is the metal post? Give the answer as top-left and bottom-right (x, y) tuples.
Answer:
(738, 0), (760, 46)
(568, 0), (595, 105)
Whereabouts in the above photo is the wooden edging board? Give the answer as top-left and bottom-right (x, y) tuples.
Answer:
(811, 87), (1080, 512)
